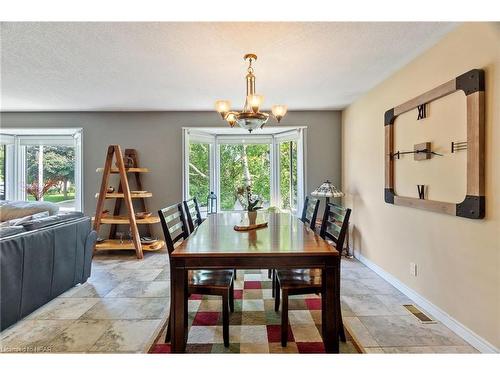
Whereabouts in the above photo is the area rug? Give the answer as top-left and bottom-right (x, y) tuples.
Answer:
(149, 269), (362, 354)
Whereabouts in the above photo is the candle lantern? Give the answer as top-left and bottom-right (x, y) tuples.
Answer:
(207, 191), (218, 215)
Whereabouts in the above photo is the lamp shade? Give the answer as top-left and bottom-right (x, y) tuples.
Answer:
(271, 105), (287, 122)
(215, 100), (231, 116)
(311, 180), (344, 198)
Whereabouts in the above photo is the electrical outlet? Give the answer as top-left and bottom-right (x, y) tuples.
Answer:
(410, 262), (418, 277)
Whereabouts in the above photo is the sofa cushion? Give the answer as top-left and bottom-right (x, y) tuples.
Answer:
(19, 229), (54, 318)
(0, 200), (59, 222)
(7, 211), (50, 227)
(0, 225), (26, 238)
(51, 223), (79, 297)
(21, 212), (84, 231)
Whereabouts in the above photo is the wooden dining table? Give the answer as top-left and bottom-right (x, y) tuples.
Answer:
(169, 212), (341, 353)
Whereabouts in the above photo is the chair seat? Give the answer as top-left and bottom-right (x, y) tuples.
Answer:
(276, 268), (322, 288)
(188, 269), (234, 288)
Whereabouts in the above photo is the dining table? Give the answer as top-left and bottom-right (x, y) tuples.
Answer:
(169, 211), (341, 353)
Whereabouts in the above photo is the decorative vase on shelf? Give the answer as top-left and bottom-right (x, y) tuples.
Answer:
(247, 210), (257, 225)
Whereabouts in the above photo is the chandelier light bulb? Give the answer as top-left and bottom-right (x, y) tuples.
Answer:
(215, 100), (231, 118)
(225, 112), (237, 127)
(272, 105), (288, 123)
(248, 94), (263, 113)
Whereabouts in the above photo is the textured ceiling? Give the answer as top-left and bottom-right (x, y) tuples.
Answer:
(0, 22), (456, 111)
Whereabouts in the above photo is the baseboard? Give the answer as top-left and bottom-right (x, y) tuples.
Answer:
(354, 252), (499, 354)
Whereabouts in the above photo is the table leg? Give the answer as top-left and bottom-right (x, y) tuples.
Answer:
(322, 259), (340, 353)
(171, 262), (188, 353)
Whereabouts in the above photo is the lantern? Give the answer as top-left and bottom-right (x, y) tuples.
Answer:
(207, 191), (217, 215)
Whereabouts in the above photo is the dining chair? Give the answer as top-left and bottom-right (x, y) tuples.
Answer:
(183, 197), (203, 233)
(274, 202), (351, 347)
(270, 197), (320, 295)
(184, 197), (238, 280)
(158, 203), (235, 347)
(300, 196), (320, 230)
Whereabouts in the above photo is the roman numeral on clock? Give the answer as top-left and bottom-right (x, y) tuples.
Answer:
(417, 103), (427, 120)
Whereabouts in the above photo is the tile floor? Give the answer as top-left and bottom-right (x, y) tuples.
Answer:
(0, 250), (478, 353)
(0, 251), (169, 353)
(149, 269), (361, 354)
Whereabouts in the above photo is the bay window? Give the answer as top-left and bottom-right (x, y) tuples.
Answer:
(183, 127), (305, 215)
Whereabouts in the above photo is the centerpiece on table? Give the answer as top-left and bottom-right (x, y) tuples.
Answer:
(233, 186), (268, 231)
(245, 187), (263, 224)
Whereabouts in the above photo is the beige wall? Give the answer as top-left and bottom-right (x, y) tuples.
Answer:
(342, 23), (500, 349)
(1, 110), (341, 237)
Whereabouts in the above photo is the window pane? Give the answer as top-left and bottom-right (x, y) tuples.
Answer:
(25, 145), (77, 211)
(279, 141), (298, 211)
(219, 143), (270, 211)
(0, 145), (5, 200)
(188, 143), (210, 208)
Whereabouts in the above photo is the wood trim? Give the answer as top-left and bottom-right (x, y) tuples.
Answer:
(394, 196), (456, 215)
(96, 167), (149, 173)
(95, 192), (152, 199)
(93, 146), (114, 235)
(466, 91), (485, 196)
(95, 239), (165, 251)
(393, 79), (456, 116)
(93, 215), (160, 224)
(384, 125), (394, 189)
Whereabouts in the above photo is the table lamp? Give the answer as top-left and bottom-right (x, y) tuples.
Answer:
(311, 180), (344, 204)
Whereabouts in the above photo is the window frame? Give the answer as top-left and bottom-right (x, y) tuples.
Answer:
(183, 130), (216, 213)
(0, 144), (6, 200)
(274, 129), (305, 214)
(183, 127), (306, 216)
(0, 128), (83, 211)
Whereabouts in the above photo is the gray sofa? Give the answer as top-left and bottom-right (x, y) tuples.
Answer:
(0, 212), (96, 331)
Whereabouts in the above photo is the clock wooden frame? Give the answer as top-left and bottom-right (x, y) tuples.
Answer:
(384, 69), (485, 219)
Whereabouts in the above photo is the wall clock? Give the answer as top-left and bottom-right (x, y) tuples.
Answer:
(384, 69), (485, 219)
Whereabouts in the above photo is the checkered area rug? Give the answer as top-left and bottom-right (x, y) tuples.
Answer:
(149, 269), (362, 354)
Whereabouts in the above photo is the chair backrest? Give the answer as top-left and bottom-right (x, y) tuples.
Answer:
(300, 196), (320, 230)
(158, 203), (189, 255)
(319, 202), (351, 252)
(183, 197), (203, 233)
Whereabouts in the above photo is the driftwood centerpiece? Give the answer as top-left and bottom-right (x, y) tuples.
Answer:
(233, 214), (268, 231)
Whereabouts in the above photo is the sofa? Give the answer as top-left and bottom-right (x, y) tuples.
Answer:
(0, 211), (96, 331)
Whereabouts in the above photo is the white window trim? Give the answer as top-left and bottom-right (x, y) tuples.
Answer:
(274, 128), (306, 215)
(183, 129), (216, 211)
(0, 128), (83, 211)
(183, 127), (306, 216)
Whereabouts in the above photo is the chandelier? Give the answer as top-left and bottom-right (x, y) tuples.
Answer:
(215, 54), (287, 132)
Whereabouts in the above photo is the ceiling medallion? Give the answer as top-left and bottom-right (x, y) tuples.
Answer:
(215, 54), (287, 132)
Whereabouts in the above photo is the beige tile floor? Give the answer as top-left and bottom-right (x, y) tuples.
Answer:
(0, 251), (169, 353)
(0, 250), (478, 353)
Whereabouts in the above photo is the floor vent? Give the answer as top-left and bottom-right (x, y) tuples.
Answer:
(403, 304), (436, 323)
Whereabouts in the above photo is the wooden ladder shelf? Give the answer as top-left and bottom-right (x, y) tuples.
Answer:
(93, 145), (165, 259)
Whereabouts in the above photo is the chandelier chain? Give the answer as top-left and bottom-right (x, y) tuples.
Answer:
(247, 58), (254, 74)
